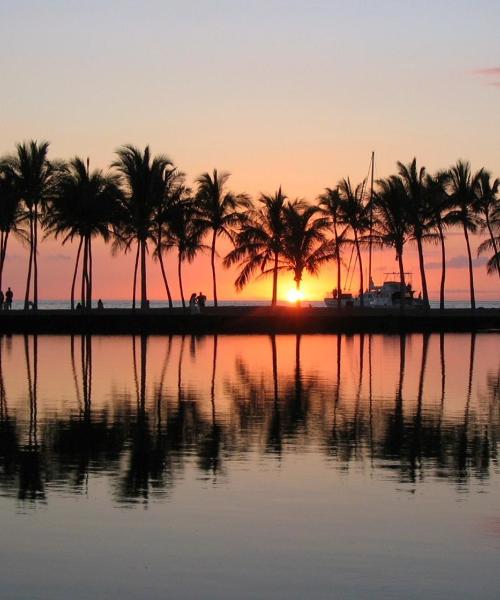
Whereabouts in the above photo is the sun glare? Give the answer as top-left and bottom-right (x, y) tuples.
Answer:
(287, 288), (304, 303)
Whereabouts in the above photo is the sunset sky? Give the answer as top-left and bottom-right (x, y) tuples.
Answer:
(1, 0), (499, 301)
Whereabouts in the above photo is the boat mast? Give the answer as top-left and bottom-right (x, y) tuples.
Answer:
(368, 151), (375, 289)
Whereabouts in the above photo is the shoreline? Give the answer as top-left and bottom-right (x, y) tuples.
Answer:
(0, 306), (499, 334)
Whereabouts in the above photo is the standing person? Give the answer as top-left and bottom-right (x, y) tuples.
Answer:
(189, 292), (199, 314)
(0, 290), (4, 310)
(5, 287), (13, 310)
(97, 299), (104, 310)
(197, 291), (206, 309)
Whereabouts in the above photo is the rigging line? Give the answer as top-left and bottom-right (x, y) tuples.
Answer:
(344, 243), (355, 290)
(347, 249), (359, 291)
(368, 151), (375, 286)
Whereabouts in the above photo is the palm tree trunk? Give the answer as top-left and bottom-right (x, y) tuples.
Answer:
(33, 205), (38, 310)
(178, 251), (186, 308)
(397, 250), (406, 310)
(485, 215), (500, 278)
(354, 231), (363, 307)
(336, 246), (342, 310)
(295, 275), (302, 306)
(158, 247), (173, 308)
(0, 231), (9, 291)
(140, 239), (148, 309)
(24, 212), (34, 310)
(132, 241), (139, 310)
(211, 230), (218, 307)
(416, 235), (430, 309)
(333, 221), (341, 310)
(70, 237), (83, 310)
(87, 235), (93, 309)
(438, 223), (446, 310)
(463, 224), (475, 309)
(272, 252), (279, 307)
(81, 235), (88, 307)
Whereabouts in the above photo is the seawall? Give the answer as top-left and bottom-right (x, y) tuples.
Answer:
(0, 306), (499, 335)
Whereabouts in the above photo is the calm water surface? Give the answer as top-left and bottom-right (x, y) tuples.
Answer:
(0, 333), (499, 599)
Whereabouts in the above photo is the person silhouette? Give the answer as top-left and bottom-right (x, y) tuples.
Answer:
(5, 287), (13, 310)
(189, 292), (199, 314)
(97, 299), (104, 310)
(197, 291), (206, 309)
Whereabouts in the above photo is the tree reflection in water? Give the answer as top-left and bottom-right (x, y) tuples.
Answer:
(0, 333), (498, 506)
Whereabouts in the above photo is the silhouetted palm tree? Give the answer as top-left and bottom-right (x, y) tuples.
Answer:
(279, 200), (329, 298)
(194, 169), (249, 306)
(112, 145), (173, 309)
(425, 171), (452, 310)
(3, 141), (55, 309)
(337, 178), (370, 305)
(46, 157), (121, 309)
(397, 159), (433, 309)
(0, 169), (23, 290)
(166, 198), (204, 308)
(372, 176), (410, 308)
(447, 161), (482, 309)
(152, 168), (186, 308)
(476, 171), (500, 278)
(318, 186), (351, 308)
(223, 188), (287, 306)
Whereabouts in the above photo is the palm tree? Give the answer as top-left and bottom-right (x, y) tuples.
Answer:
(194, 169), (249, 306)
(372, 176), (410, 308)
(318, 187), (351, 309)
(279, 200), (329, 299)
(397, 159), (433, 309)
(3, 141), (55, 309)
(112, 145), (173, 310)
(425, 171), (452, 310)
(45, 157), (121, 309)
(337, 178), (370, 306)
(152, 168), (186, 309)
(447, 160), (482, 309)
(223, 188), (287, 306)
(476, 171), (500, 278)
(166, 197), (204, 308)
(0, 169), (22, 291)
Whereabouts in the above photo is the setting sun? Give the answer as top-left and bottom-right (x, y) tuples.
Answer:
(287, 288), (305, 303)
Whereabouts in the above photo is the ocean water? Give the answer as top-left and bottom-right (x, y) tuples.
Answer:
(6, 299), (500, 310)
(0, 332), (499, 599)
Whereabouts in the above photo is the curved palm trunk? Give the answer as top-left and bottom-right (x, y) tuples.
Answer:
(157, 225), (173, 308)
(463, 224), (475, 309)
(33, 205), (38, 310)
(70, 237), (83, 310)
(81, 236), (89, 307)
(397, 249), (406, 310)
(211, 230), (218, 307)
(295, 274), (302, 306)
(485, 215), (500, 278)
(271, 252), (279, 307)
(416, 235), (430, 309)
(158, 249), (173, 308)
(0, 230), (9, 291)
(140, 239), (148, 309)
(24, 212), (34, 310)
(354, 231), (364, 307)
(132, 241), (140, 310)
(178, 251), (186, 308)
(438, 223), (446, 311)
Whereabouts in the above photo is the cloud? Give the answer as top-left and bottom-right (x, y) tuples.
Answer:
(426, 254), (488, 269)
(472, 67), (500, 76)
(472, 67), (500, 88)
(46, 253), (71, 261)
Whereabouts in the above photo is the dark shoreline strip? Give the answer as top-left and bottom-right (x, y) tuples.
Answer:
(0, 307), (499, 335)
